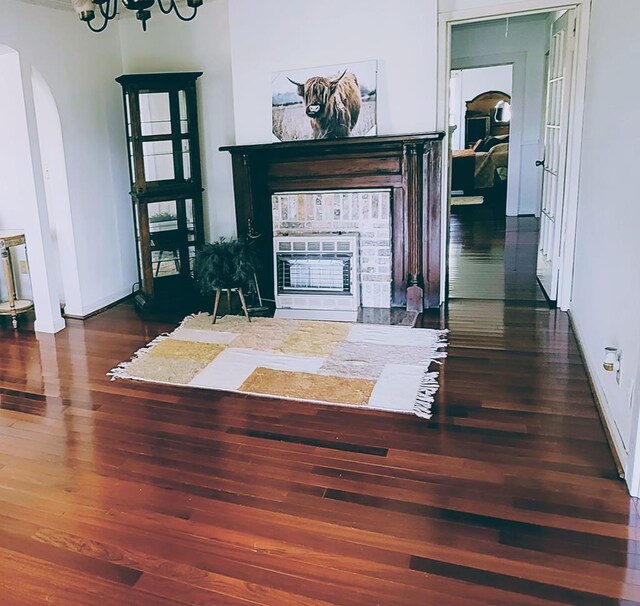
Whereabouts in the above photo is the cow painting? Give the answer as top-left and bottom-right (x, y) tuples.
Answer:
(272, 60), (377, 142)
(287, 71), (362, 139)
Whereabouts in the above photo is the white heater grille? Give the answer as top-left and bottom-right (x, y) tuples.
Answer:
(274, 235), (359, 320)
(287, 258), (345, 291)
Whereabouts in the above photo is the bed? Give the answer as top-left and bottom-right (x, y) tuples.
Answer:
(451, 137), (509, 195)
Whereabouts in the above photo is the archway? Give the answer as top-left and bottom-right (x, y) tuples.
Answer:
(0, 43), (64, 332)
(32, 67), (82, 315)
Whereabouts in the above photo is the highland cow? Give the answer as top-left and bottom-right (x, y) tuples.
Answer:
(288, 70), (362, 139)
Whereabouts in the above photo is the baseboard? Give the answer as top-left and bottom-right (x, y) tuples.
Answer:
(568, 310), (627, 478)
(64, 292), (133, 321)
(34, 316), (66, 334)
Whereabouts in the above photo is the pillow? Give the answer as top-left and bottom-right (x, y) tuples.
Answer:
(475, 135), (509, 153)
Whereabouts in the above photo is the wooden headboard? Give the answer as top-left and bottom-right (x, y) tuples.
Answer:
(466, 90), (511, 115)
(464, 90), (511, 148)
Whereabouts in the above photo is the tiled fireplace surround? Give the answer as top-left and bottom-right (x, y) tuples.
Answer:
(271, 190), (392, 308)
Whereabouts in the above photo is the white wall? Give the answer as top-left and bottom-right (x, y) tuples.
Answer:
(0, 47), (64, 332)
(451, 14), (548, 215)
(570, 0), (640, 476)
(450, 64), (512, 151)
(118, 0), (237, 239)
(0, 52), (36, 305)
(227, 0), (438, 146)
(0, 0), (136, 318)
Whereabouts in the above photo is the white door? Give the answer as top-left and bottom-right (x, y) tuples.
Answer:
(537, 10), (575, 301)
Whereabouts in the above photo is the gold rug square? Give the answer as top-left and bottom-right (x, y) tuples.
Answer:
(125, 356), (208, 385)
(239, 367), (376, 406)
(125, 338), (226, 384)
(148, 339), (225, 362)
(276, 321), (351, 356)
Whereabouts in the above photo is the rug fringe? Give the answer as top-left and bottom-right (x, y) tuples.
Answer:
(107, 331), (172, 381)
(413, 329), (449, 419)
(414, 371), (440, 419)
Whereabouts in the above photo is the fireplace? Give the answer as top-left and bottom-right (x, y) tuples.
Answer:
(272, 189), (392, 314)
(221, 133), (445, 310)
(274, 234), (359, 321)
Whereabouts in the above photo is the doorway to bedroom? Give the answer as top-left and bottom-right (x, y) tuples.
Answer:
(449, 65), (512, 212)
(446, 11), (567, 304)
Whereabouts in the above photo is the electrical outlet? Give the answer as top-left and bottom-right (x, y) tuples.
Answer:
(19, 260), (29, 274)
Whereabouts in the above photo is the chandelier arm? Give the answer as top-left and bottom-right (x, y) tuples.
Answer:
(156, 0), (176, 15)
(80, 0), (199, 31)
(173, 7), (199, 22)
(157, 0), (199, 21)
(99, 0), (118, 21)
(87, 14), (110, 32)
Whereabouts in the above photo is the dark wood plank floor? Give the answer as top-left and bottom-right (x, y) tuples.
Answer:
(0, 214), (635, 604)
(449, 200), (547, 303)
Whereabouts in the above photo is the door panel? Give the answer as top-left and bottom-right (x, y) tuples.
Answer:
(537, 10), (575, 301)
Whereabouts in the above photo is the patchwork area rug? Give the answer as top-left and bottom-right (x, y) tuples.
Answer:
(109, 315), (448, 418)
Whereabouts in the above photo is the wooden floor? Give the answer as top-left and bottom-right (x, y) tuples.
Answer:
(0, 213), (636, 604)
(449, 201), (548, 303)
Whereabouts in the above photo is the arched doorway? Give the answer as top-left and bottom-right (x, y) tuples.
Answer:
(0, 43), (65, 333)
(32, 67), (82, 316)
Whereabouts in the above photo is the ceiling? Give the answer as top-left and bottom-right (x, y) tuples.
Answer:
(14, 0), (209, 8)
(14, 0), (74, 10)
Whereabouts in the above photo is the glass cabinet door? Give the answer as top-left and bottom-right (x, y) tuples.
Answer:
(146, 200), (196, 278)
(124, 89), (196, 191)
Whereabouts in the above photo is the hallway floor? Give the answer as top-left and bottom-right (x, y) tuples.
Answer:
(0, 210), (635, 604)
(449, 201), (548, 303)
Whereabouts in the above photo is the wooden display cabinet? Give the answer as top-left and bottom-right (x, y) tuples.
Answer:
(116, 72), (205, 311)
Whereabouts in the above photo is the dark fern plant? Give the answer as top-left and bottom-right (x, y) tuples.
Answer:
(195, 237), (259, 293)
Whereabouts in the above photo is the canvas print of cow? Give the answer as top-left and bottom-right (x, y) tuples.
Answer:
(272, 60), (377, 142)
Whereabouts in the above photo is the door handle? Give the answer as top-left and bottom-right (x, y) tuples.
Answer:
(535, 160), (545, 167)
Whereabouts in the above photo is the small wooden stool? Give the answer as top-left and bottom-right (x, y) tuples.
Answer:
(212, 287), (251, 324)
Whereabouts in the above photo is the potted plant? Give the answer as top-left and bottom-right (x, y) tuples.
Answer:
(195, 237), (259, 322)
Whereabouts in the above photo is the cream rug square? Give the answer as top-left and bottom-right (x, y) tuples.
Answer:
(451, 195), (484, 206)
(109, 314), (448, 418)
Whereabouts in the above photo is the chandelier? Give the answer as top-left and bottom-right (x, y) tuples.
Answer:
(71, 0), (203, 32)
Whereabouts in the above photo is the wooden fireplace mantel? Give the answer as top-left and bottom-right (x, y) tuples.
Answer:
(220, 132), (445, 309)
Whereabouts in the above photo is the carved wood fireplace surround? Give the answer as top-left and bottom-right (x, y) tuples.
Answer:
(221, 132), (445, 310)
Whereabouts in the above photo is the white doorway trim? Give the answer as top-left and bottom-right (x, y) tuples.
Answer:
(437, 0), (592, 311)
(32, 67), (83, 317)
(626, 347), (640, 497)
